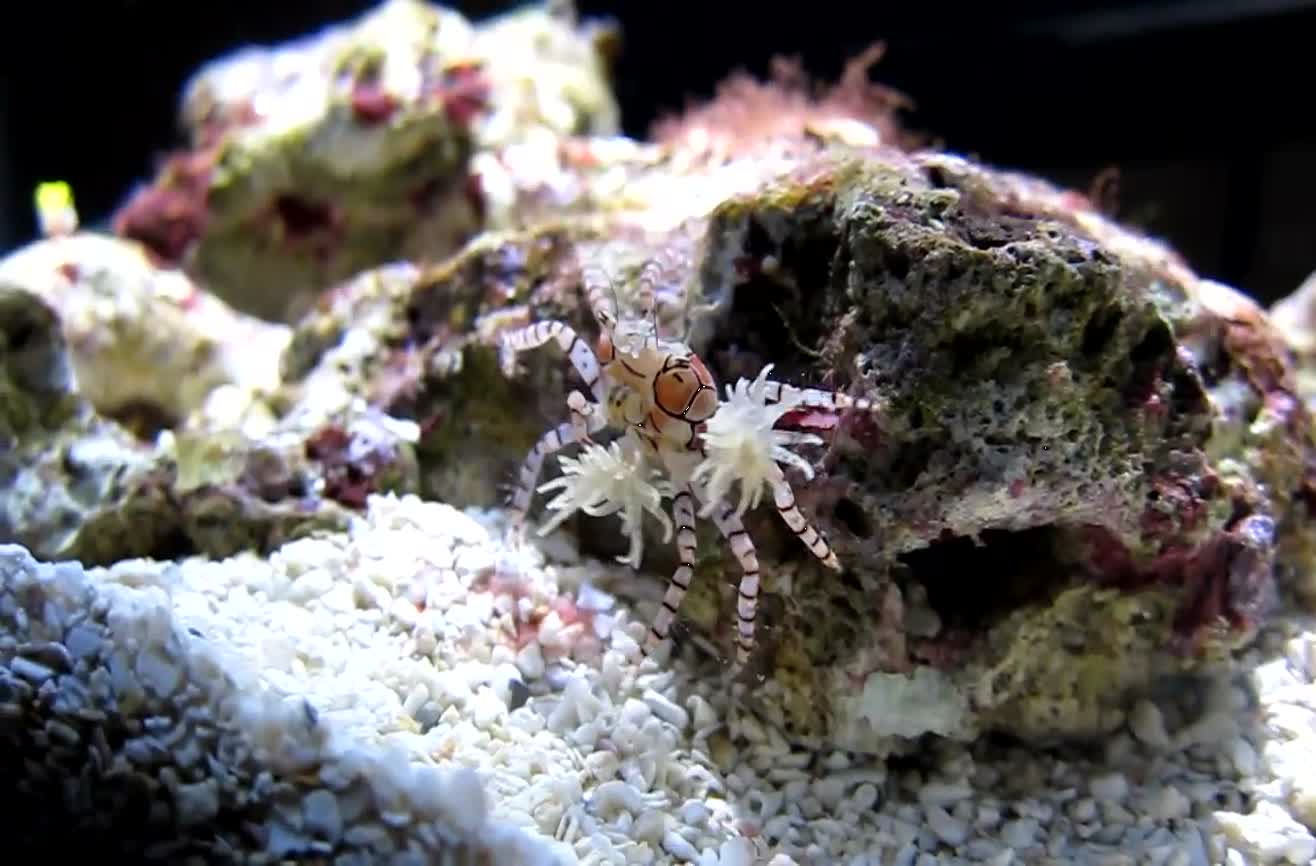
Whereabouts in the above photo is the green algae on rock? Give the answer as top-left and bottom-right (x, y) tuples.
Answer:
(674, 152), (1307, 747)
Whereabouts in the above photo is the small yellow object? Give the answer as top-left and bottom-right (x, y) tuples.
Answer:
(35, 180), (73, 213)
(34, 180), (79, 237)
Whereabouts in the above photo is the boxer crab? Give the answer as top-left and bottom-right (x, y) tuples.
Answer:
(498, 261), (882, 668)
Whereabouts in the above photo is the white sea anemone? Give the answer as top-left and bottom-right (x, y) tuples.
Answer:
(692, 364), (823, 519)
(537, 437), (673, 569)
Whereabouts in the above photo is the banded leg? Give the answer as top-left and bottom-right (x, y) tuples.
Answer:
(763, 379), (882, 415)
(709, 504), (763, 668)
(637, 249), (691, 339)
(636, 258), (664, 323)
(581, 265), (619, 331)
(498, 320), (607, 403)
(773, 481), (841, 571)
(509, 390), (603, 528)
(642, 486), (699, 660)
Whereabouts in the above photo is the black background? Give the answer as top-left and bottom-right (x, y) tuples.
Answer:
(1, 0), (1313, 304)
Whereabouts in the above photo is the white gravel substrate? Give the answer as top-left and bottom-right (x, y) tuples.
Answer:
(2, 492), (1315, 865)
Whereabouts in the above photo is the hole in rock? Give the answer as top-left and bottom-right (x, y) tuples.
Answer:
(832, 497), (873, 539)
(899, 525), (1071, 634)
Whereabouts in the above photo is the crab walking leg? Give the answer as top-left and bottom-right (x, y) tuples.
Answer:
(509, 391), (605, 526)
(709, 504), (763, 667)
(762, 379), (882, 415)
(636, 257), (666, 322)
(581, 265), (619, 330)
(773, 481), (842, 571)
(642, 486), (699, 660)
(498, 320), (608, 403)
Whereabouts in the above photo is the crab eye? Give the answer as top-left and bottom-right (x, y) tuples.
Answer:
(654, 368), (694, 417)
(655, 355), (718, 422)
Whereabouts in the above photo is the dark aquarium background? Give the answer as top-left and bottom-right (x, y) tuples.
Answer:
(1, 0), (1313, 304)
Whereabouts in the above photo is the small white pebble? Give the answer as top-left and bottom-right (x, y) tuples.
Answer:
(515, 641), (545, 680)
(643, 689), (690, 730)
(1228, 737), (1259, 777)
(762, 814), (794, 840)
(1163, 842), (1194, 863)
(593, 780), (646, 816)
(738, 713), (767, 744)
(688, 695), (717, 731)
(824, 751), (851, 771)
(662, 829), (699, 862)
(470, 687), (506, 728)
(612, 630), (640, 660)
(925, 803), (969, 847)
(621, 697), (653, 725)
(678, 799), (710, 826)
(1149, 785), (1191, 822)
(852, 783), (879, 811)
(813, 777), (848, 809)
(439, 767), (487, 834)
(1130, 699), (1171, 750)
(537, 610), (567, 650)
(1089, 771), (1129, 802)
(965, 838), (1005, 860)
(717, 838), (752, 866)
(1001, 818), (1038, 849)
(633, 809), (666, 844)
(919, 780), (973, 806)
(584, 750), (619, 781)
(1069, 797), (1097, 823)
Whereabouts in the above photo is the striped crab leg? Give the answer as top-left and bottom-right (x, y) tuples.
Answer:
(509, 391), (605, 528)
(773, 481), (841, 570)
(581, 265), (619, 331)
(763, 380), (882, 415)
(642, 484), (699, 661)
(708, 502), (763, 668)
(498, 320), (608, 403)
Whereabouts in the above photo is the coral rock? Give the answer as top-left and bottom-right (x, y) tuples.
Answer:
(113, 0), (618, 322)
(0, 232), (288, 436)
(279, 142), (1316, 752)
(0, 285), (414, 565)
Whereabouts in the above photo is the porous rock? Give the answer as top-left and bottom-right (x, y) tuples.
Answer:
(0, 284), (413, 565)
(0, 232), (289, 436)
(113, 0), (619, 322)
